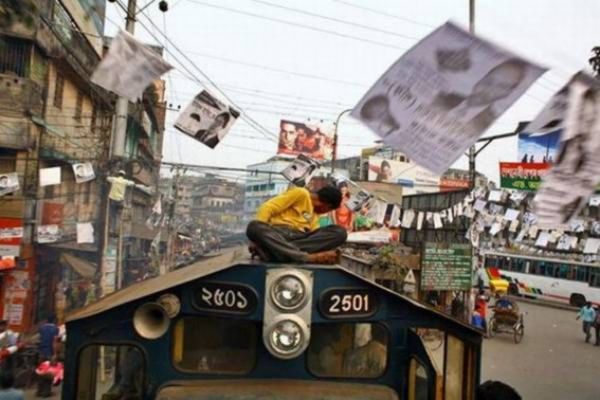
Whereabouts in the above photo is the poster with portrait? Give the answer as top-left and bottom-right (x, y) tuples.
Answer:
(533, 73), (600, 228)
(72, 162), (95, 184)
(277, 120), (334, 161)
(367, 156), (439, 195)
(0, 172), (19, 196)
(174, 90), (240, 149)
(91, 30), (173, 101)
(282, 154), (320, 186)
(351, 22), (546, 175)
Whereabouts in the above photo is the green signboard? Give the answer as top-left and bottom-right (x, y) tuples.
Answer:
(421, 243), (472, 291)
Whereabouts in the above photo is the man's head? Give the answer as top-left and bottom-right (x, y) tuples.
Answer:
(280, 122), (298, 150)
(117, 170), (126, 177)
(381, 161), (392, 178)
(476, 380), (521, 400)
(360, 95), (390, 121)
(468, 59), (527, 107)
(47, 315), (56, 324)
(312, 186), (343, 214)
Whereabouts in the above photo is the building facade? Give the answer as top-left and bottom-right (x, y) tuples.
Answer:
(244, 157), (292, 219)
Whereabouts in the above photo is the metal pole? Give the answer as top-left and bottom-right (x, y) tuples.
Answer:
(468, 0), (476, 189)
(331, 108), (353, 175)
(112, 0), (137, 158)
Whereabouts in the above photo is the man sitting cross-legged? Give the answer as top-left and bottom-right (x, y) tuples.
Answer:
(247, 185), (347, 264)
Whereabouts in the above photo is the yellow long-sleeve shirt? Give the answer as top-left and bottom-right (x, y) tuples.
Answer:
(256, 187), (318, 232)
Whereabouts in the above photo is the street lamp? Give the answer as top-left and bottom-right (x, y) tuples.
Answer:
(331, 108), (353, 175)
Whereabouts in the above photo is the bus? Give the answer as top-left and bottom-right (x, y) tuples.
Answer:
(482, 251), (600, 307)
(63, 250), (482, 400)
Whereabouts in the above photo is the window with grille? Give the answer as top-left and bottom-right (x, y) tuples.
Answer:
(54, 74), (64, 109)
(0, 37), (30, 77)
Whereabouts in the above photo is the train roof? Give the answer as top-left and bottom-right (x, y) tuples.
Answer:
(67, 247), (480, 335)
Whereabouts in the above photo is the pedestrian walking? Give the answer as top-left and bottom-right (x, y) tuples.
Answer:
(594, 306), (600, 346)
(38, 316), (59, 361)
(576, 302), (596, 343)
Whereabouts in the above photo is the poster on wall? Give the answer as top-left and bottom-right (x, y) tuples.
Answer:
(351, 22), (546, 175)
(517, 130), (561, 164)
(0, 173), (19, 196)
(277, 120), (334, 161)
(421, 243), (473, 291)
(499, 162), (550, 191)
(37, 225), (61, 243)
(174, 90), (240, 149)
(72, 163), (96, 184)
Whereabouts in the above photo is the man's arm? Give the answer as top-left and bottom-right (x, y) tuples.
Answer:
(256, 188), (306, 223)
(107, 177), (116, 183)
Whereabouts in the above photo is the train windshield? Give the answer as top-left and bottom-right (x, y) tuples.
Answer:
(156, 380), (399, 400)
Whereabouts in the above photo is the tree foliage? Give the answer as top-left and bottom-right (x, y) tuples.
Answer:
(590, 46), (600, 77)
(0, 0), (38, 30)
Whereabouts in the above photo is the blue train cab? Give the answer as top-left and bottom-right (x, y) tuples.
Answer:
(63, 251), (482, 400)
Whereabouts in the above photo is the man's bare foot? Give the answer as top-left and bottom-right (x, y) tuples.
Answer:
(307, 250), (340, 265)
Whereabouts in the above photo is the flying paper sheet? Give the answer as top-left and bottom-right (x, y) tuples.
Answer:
(556, 235), (571, 250)
(351, 22), (546, 175)
(533, 74), (600, 227)
(72, 163), (95, 184)
(589, 195), (600, 207)
(76, 223), (94, 244)
(508, 219), (520, 233)
(282, 155), (320, 186)
(174, 90), (240, 149)
(39, 167), (61, 187)
(0, 172), (19, 196)
(583, 238), (600, 254)
(91, 30), (173, 101)
(401, 209), (415, 228)
(389, 205), (401, 227)
(524, 80), (570, 134)
(346, 190), (371, 212)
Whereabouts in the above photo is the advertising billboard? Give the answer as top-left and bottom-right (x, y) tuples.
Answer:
(367, 156), (439, 195)
(517, 129), (561, 164)
(277, 120), (334, 161)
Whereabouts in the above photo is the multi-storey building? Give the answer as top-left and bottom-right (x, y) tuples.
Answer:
(244, 157), (292, 219)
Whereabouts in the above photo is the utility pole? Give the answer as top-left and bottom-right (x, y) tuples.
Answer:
(468, 0), (476, 189)
(112, 0), (137, 158)
(331, 109), (353, 175)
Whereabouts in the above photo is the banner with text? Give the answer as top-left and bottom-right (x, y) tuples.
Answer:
(499, 162), (549, 191)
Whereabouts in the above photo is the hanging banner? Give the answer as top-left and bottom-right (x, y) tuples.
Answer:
(0, 173), (19, 196)
(282, 154), (320, 185)
(73, 163), (96, 184)
(91, 30), (173, 101)
(174, 90), (240, 149)
(499, 162), (549, 191)
(39, 167), (61, 187)
(533, 73), (600, 227)
(351, 21), (546, 175)
(277, 120), (334, 161)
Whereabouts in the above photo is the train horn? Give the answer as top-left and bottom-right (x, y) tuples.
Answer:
(133, 302), (170, 340)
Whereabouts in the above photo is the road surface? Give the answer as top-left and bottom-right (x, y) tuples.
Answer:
(482, 301), (600, 399)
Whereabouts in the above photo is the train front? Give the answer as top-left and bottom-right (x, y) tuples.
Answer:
(64, 257), (482, 400)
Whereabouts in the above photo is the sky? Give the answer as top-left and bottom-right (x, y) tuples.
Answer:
(104, 0), (599, 183)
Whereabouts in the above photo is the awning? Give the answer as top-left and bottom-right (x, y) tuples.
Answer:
(60, 253), (96, 279)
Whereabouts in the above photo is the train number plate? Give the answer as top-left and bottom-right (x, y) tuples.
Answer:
(319, 288), (378, 318)
(193, 282), (257, 315)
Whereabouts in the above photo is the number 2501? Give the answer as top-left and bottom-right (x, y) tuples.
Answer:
(329, 294), (370, 313)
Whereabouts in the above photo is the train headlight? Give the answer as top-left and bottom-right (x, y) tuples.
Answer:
(271, 275), (306, 311)
(264, 315), (308, 359)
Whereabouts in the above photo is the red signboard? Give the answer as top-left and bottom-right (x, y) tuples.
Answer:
(439, 178), (470, 192)
(0, 218), (23, 246)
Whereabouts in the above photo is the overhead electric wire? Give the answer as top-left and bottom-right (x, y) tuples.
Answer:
(186, 0), (407, 51)
(245, 0), (420, 41)
(330, 0), (435, 29)
(115, 1), (281, 144)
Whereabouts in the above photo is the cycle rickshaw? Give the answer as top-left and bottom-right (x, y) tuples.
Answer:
(488, 297), (524, 344)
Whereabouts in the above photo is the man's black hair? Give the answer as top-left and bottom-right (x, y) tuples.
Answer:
(316, 185), (342, 209)
(0, 370), (15, 389)
(476, 381), (521, 400)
